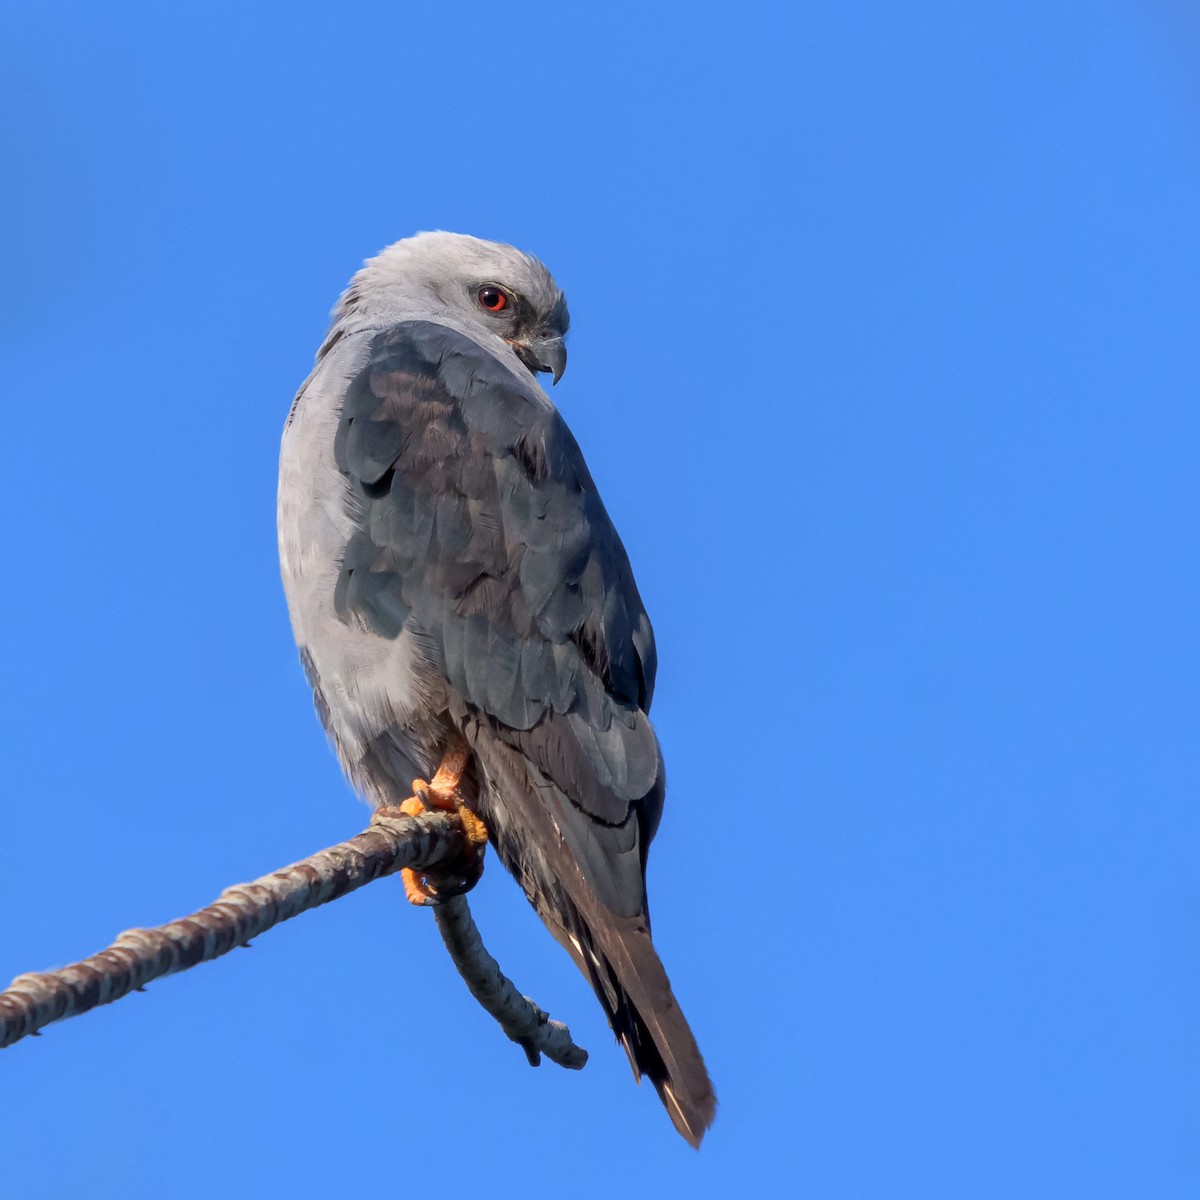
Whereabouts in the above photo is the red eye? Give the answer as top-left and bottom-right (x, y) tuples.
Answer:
(478, 285), (508, 312)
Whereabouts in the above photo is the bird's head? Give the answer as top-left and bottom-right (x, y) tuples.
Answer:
(335, 231), (571, 384)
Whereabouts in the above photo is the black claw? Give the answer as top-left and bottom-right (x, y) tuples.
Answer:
(425, 854), (485, 903)
(427, 873), (475, 900)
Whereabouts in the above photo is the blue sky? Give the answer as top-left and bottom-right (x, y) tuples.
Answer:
(2, 3), (1198, 1196)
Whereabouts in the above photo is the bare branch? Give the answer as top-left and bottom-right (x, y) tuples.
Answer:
(434, 895), (588, 1069)
(0, 810), (588, 1071)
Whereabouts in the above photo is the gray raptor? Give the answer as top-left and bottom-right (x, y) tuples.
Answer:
(278, 232), (716, 1145)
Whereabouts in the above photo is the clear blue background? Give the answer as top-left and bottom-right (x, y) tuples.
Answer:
(2, 3), (1197, 1196)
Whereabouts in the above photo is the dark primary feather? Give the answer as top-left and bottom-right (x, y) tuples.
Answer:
(333, 321), (714, 1144)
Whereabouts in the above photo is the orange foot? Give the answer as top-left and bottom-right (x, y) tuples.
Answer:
(379, 736), (489, 906)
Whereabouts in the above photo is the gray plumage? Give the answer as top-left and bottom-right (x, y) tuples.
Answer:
(278, 232), (715, 1145)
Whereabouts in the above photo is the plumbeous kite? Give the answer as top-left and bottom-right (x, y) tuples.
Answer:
(278, 232), (716, 1145)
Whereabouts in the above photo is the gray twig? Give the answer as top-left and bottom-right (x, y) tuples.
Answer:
(0, 809), (588, 1072)
(434, 894), (588, 1069)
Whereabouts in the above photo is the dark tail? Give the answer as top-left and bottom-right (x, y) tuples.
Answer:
(560, 896), (717, 1147)
(461, 717), (717, 1146)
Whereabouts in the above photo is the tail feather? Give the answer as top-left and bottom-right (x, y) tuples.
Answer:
(461, 716), (717, 1146)
(563, 901), (716, 1147)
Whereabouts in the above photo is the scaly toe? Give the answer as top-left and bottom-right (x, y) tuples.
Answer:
(398, 796), (428, 818)
(401, 865), (439, 906)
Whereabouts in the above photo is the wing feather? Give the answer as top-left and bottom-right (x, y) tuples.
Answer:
(333, 320), (659, 849)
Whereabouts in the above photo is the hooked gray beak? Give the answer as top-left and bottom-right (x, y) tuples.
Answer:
(512, 332), (568, 385)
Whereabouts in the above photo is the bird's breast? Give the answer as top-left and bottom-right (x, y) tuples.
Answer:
(278, 329), (433, 790)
